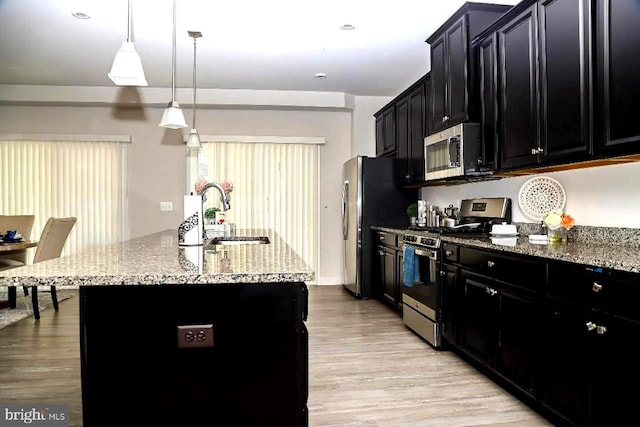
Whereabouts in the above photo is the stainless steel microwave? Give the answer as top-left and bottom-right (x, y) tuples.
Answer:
(424, 122), (487, 181)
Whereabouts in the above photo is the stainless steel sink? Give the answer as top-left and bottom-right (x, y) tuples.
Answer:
(208, 236), (270, 245)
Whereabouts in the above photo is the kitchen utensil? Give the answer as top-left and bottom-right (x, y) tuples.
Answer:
(518, 176), (566, 221)
(443, 217), (457, 228)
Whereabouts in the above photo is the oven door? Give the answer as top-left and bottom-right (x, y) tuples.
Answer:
(402, 245), (442, 347)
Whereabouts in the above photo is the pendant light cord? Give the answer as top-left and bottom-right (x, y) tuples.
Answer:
(127, 0), (132, 43)
(171, 0), (177, 103)
(192, 37), (197, 129)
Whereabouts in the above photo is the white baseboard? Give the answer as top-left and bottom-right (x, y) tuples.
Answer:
(315, 276), (342, 286)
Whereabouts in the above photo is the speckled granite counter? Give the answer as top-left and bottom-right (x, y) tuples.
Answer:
(0, 228), (315, 287)
(372, 225), (640, 274)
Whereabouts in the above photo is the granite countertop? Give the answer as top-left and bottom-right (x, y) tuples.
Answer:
(372, 225), (640, 274)
(0, 229), (315, 287)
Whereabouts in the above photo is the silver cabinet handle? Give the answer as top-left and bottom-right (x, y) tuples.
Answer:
(586, 321), (597, 331)
(592, 282), (603, 293)
(378, 250), (384, 256)
(531, 148), (538, 155)
(487, 260), (495, 268)
(440, 271), (446, 276)
(380, 236), (385, 240)
(445, 250), (453, 256)
(596, 325), (607, 335)
(442, 115), (449, 122)
(485, 287), (497, 296)
(405, 175), (410, 179)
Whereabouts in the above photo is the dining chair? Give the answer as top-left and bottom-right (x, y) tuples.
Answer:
(27, 217), (77, 320)
(0, 215), (36, 270)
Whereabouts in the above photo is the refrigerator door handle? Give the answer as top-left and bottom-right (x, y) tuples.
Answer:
(342, 180), (349, 240)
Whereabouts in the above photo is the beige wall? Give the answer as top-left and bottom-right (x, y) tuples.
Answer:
(0, 104), (353, 284)
(351, 96), (392, 157)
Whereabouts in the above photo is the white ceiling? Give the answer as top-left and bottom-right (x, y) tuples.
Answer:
(0, 0), (520, 97)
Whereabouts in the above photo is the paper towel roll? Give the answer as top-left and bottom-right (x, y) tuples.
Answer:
(178, 195), (203, 246)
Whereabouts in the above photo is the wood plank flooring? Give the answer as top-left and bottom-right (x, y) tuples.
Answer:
(0, 285), (553, 426)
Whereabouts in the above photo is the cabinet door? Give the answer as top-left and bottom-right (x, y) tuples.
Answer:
(479, 33), (499, 172)
(383, 108), (396, 155)
(430, 34), (448, 134)
(539, 302), (591, 427)
(441, 263), (459, 346)
(597, 0), (640, 155)
(494, 285), (538, 397)
(382, 246), (397, 307)
(459, 270), (497, 366)
(375, 114), (384, 157)
(408, 83), (426, 182)
(395, 96), (410, 181)
(538, 0), (593, 163)
(591, 314), (640, 426)
(499, 5), (539, 170)
(446, 15), (469, 127)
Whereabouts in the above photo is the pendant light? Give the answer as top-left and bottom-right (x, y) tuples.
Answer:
(159, 0), (187, 129)
(108, 0), (148, 86)
(186, 31), (203, 149)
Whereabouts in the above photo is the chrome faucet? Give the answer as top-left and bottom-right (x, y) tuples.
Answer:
(198, 182), (231, 211)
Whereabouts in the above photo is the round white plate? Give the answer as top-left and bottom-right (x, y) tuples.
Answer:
(518, 176), (566, 221)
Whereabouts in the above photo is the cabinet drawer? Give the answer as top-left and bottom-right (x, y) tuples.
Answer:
(459, 247), (544, 290)
(375, 231), (398, 248)
(548, 263), (640, 323)
(442, 243), (459, 263)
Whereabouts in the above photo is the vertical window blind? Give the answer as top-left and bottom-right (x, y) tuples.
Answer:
(197, 141), (319, 276)
(0, 140), (127, 258)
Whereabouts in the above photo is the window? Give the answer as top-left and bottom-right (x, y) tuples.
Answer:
(0, 138), (128, 258)
(190, 137), (320, 278)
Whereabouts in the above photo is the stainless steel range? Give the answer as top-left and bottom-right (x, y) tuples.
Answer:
(401, 230), (443, 348)
(401, 197), (512, 348)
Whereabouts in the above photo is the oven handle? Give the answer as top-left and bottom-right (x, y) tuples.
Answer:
(405, 245), (438, 260)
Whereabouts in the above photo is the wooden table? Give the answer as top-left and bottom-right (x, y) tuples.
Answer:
(0, 240), (38, 309)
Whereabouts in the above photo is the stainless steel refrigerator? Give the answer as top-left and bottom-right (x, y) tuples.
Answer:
(341, 156), (418, 298)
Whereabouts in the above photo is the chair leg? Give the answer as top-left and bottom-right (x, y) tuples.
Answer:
(31, 286), (40, 320)
(23, 286), (29, 296)
(51, 286), (59, 312)
(8, 286), (17, 309)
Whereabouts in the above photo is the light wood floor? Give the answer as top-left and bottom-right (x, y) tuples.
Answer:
(0, 285), (553, 426)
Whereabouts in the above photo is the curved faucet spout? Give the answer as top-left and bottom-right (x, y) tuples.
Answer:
(198, 182), (231, 211)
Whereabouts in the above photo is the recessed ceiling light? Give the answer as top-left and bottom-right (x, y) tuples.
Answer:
(315, 73), (327, 79)
(340, 24), (355, 30)
(72, 11), (91, 19)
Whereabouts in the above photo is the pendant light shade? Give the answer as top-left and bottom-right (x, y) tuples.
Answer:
(186, 30), (203, 149)
(108, 0), (147, 86)
(159, 0), (187, 129)
(186, 129), (202, 148)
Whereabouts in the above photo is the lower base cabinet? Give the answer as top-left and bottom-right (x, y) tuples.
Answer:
(374, 230), (403, 310)
(442, 243), (640, 427)
(540, 260), (640, 426)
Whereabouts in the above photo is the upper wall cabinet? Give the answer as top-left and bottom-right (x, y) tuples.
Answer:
(596, 0), (640, 156)
(375, 73), (431, 185)
(375, 105), (396, 157)
(427, 3), (513, 135)
(495, 0), (593, 171)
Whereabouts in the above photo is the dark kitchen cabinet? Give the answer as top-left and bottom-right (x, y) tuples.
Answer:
(449, 245), (543, 397)
(596, 0), (640, 156)
(441, 243), (460, 346)
(540, 261), (640, 427)
(375, 106), (396, 157)
(427, 3), (512, 134)
(396, 73), (431, 184)
(494, 0), (592, 170)
(374, 230), (403, 310)
(478, 33), (499, 172)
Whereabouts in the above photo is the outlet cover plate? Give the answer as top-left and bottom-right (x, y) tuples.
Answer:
(177, 324), (214, 349)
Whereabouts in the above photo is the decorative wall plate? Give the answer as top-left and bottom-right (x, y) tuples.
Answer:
(518, 176), (566, 221)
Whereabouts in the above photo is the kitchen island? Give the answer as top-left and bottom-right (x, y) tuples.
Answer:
(0, 229), (314, 427)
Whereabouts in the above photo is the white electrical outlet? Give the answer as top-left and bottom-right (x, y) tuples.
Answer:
(160, 201), (173, 211)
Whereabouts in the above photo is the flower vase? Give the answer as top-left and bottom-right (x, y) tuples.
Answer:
(547, 226), (567, 244)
